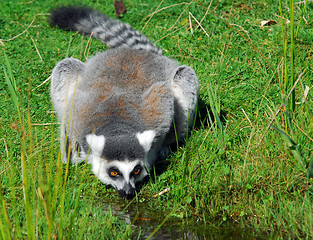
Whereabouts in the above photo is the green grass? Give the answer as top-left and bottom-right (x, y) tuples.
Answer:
(1, 0), (313, 239)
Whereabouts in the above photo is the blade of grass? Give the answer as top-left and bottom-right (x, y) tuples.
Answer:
(289, 0), (295, 112)
(4, 53), (35, 239)
(8, 164), (23, 238)
(3, 57), (19, 115)
(308, 160), (313, 178)
(271, 124), (305, 173)
(279, 0), (288, 98)
(0, 184), (12, 240)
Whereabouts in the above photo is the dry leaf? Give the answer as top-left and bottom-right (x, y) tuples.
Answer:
(300, 85), (310, 103)
(260, 20), (277, 27)
(114, 0), (126, 18)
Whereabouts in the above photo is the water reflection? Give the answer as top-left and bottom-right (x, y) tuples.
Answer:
(102, 198), (271, 240)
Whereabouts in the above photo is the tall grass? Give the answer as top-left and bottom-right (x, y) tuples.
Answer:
(1, 54), (131, 239)
(3, 52), (34, 239)
(277, 0), (311, 175)
(279, 0), (308, 114)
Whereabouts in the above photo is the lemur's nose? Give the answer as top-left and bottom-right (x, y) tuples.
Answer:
(118, 183), (136, 199)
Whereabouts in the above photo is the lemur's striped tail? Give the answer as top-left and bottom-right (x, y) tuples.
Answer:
(50, 6), (162, 54)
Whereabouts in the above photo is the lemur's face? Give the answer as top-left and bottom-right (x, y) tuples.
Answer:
(86, 131), (155, 199)
(91, 158), (148, 199)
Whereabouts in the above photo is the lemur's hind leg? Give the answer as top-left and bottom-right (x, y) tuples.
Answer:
(166, 65), (199, 145)
(51, 58), (85, 163)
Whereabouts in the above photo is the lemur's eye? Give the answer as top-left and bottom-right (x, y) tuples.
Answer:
(108, 168), (120, 177)
(133, 165), (142, 176)
(110, 170), (118, 177)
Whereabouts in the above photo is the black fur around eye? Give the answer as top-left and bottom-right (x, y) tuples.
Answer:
(132, 165), (142, 176)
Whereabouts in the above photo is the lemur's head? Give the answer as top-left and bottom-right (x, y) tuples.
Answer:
(86, 130), (156, 199)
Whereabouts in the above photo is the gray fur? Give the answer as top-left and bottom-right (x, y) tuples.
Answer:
(50, 6), (199, 199)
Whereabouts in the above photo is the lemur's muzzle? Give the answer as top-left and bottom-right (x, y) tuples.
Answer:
(118, 183), (136, 199)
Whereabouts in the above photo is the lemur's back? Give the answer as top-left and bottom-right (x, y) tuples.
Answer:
(50, 6), (199, 199)
(73, 48), (177, 144)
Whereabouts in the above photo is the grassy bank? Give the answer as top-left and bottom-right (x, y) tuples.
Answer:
(1, 0), (312, 239)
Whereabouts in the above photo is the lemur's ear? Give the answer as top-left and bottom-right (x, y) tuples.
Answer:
(170, 65), (199, 111)
(51, 58), (85, 116)
(51, 57), (84, 91)
(136, 130), (156, 152)
(171, 65), (199, 90)
(51, 58), (85, 103)
(86, 134), (106, 155)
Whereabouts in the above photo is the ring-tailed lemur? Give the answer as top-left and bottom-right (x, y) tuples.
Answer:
(50, 6), (199, 199)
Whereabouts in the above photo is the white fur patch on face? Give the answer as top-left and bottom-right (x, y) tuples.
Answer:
(86, 134), (105, 155)
(136, 130), (156, 152)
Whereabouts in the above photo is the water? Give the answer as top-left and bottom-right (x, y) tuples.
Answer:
(103, 199), (272, 240)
